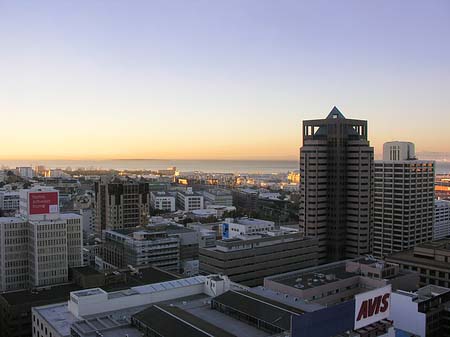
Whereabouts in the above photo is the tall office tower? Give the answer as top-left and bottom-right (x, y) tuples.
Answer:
(94, 177), (149, 234)
(299, 107), (374, 263)
(373, 142), (435, 258)
(0, 187), (83, 291)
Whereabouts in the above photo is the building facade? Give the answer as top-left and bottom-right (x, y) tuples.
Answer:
(199, 231), (318, 286)
(150, 191), (176, 212)
(176, 189), (204, 211)
(434, 200), (450, 240)
(390, 285), (450, 337)
(373, 142), (435, 258)
(299, 107), (374, 263)
(386, 240), (450, 288)
(203, 188), (233, 207)
(0, 187), (83, 291)
(94, 177), (150, 234)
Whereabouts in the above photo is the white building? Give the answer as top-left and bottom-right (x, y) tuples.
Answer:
(222, 217), (275, 239)
(373, 142), (435, 258)
(0, 187), (83, 291)
(389, 285), (450, 337)
(176, 188), (204, 211)
(16, 166), (34, 179)
(32, 275), (231, 337)
(383, 141), (416, 161)
(150, 191), (176, 212)
(434, 200), (450, 240)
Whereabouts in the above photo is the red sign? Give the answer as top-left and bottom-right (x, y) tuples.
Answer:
(356, 293), (390, 321)
(354, 285), (391, 330)
(29, 192), (59, 215)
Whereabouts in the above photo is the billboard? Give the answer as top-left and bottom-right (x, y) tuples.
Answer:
(354, 285), (391, 330)
(222, 223), (229, 239)
(29, 191), (59, 215)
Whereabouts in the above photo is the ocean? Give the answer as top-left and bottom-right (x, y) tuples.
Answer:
(1, 159), (450, 174)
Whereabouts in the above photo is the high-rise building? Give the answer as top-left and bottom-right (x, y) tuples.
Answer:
(94, 177), (149, 234)
(299, 107), (374, 263)
(0, 187), (83, 291)
(373, 142), (435, 258)
(434, 200), (450, 240)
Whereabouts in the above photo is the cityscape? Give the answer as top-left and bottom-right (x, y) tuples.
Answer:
(1, 1), (450, 337)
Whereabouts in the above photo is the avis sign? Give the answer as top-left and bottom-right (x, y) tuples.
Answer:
(354, 285), (391, 330)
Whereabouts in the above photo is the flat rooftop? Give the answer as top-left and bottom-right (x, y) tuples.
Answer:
(0, 283), (81, 306)
(266, 259), (363, 290)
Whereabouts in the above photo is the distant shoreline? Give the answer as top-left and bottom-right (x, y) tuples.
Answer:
(1, 159), (450, 174)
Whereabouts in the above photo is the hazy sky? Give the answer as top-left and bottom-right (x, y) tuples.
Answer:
(1, 0), (449, 160)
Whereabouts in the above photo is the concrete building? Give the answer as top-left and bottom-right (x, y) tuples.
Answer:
(386, 239), (450, 288)
(31, 275), (236, 337)
(221, 217), (275, 239)
(150, 191), (176, 212)
(0, 187), (83, 291)
(203, 188), (233, 207)
(434, 200), (450, 240)
(373, 142), (435, 258)
(264, 257), (418, 306)
(32, 273), (345, 337)
(390, 285), (450, 337)
(200, 231), (318, 286)
(176, 188), (204, 211)
(94, 177), (150, 234)
(101, 225), (198, 274)
(0, 191), (20, 214)
(0, 266), (179, 337)
(232, 188), (259, 214)
(299, 107), (374, 263)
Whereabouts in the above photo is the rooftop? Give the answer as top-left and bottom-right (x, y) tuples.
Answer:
(0, 283), (81, 306)
(212, 290), (303, 331)
(133, 304), (237, 337)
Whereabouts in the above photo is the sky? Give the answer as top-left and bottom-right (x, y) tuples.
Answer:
(0, 0), (449, 160)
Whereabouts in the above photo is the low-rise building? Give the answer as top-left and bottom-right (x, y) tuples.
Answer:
(222, 217), (275, 239)
(232, 188), (258, 214)
(0, 191), (20, 214)
(386, 239), (450, 288)
(264, 257), (418, 306)
(200, 231), (318, 286)
(203, 188), (233, 207)
(150, 191), (176, 212)
(176, 189), (204, 211)
(390, 285), (450, 337)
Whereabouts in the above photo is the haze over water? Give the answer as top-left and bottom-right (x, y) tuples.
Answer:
(1, 159), (450, 174)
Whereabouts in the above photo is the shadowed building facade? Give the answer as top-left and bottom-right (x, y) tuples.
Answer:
(299, 107), (374, 263)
